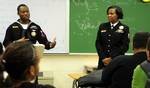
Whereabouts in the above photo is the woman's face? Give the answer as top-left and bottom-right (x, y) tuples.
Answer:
(107, 8), (119, 23)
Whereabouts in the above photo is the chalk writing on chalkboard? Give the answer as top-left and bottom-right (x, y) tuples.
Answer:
(70, 0), (150, 53)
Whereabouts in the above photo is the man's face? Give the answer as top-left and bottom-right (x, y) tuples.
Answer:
(107, 8), (118, 23)
(18, 6), (30, 21)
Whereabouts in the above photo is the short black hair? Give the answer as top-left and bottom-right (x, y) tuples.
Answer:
(17, 4), (28, 14)
(133, 32), (150, 49)
(107, 5), (123, 19)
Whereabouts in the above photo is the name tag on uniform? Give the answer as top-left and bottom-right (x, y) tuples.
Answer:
(116, 29), (124, 33)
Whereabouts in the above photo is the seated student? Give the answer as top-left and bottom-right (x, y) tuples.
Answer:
(132, 37), (150, 88)
(0, 41), (55, 88)
(99, 32), (150, 88)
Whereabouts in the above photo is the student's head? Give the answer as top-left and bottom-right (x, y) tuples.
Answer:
(1, 41), (40, 81)
(133, 32), (150, 50)
(146, 37), (150, 61)
(17, 4), (30, 22)
(107, 5), (123, 23)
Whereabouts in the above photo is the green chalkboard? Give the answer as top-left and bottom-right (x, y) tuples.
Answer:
(70, 0), (150, 53)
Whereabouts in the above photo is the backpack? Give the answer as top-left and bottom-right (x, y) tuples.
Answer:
(74, 69), (105, 88)
(141, 61), (150, 88)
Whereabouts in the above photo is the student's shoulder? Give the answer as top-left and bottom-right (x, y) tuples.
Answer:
(114, 55), (131, 60)
(112, 55), (132, 64)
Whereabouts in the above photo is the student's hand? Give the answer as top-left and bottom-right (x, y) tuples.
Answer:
(102, 57), (112, 66)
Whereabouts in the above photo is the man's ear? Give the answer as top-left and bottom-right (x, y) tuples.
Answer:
(29, 65), (36, 77)
(27, 66), (36, 80)
(25, 65), (36, 81)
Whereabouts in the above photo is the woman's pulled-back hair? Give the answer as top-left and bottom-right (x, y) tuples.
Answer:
(1, 41), (36, 80)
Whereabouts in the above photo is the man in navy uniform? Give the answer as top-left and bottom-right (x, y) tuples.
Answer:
(3, 4), (56, 49)
(95, 5), (130, 69)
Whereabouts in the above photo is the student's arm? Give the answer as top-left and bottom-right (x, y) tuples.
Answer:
(132, 65), (147, 88)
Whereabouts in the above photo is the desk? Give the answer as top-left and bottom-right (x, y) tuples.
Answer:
(68, 73), (87, 80)
(68, 71), (104, 88)
(68, 73), (87, 88)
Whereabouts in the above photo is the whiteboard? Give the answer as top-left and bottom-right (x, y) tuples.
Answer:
(0, 0), (69, 53)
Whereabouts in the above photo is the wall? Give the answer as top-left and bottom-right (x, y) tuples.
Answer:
(40, 54), (98, 88)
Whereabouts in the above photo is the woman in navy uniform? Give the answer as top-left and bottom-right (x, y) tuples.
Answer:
(95, 5), (130, 69)
(3, 4), (56, 49)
